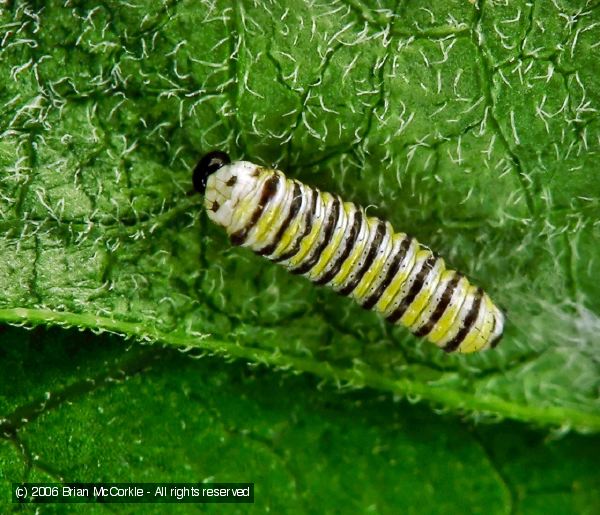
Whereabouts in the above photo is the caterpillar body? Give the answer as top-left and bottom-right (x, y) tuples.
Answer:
(193, 151), (504, 354)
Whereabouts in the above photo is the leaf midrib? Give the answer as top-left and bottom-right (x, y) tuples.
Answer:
(2, 306), (598, 433)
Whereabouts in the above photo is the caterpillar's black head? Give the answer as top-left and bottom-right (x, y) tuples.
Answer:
(192, 151), (231, 195)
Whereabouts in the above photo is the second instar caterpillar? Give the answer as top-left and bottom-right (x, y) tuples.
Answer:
(193, 151), (504, 354)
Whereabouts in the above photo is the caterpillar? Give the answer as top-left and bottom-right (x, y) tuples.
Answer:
(192, 151), (504, 354)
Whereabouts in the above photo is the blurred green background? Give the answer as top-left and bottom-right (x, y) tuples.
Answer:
(1, 325), (599, 513)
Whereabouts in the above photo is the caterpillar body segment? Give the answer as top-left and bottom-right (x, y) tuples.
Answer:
(194, 152), (504, 354)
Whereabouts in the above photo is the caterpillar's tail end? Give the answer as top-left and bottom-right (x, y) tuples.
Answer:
(488, 306), (505, 350)
(192, 150), (231, 194)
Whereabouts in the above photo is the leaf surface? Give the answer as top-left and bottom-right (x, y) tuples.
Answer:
(0, 0), (599, 431)
(1, 326), (599, 513)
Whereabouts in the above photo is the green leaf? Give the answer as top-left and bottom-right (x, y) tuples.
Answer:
(1, 326), (599, 513)
(1, 0), (599, 432)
